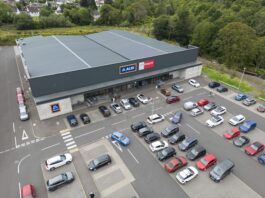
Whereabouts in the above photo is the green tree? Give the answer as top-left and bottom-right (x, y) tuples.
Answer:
(14, 13), (35, 30)
(254, 37), (265, 71)
(40, 7), (53, 17)
(78, 8), (93, 25)
(0, 2), (13, 24)
(80, 0), (96, 10)
(97, 4), (120, 25)
(153, 15), (170, 40)
(39, 14), (72, 28)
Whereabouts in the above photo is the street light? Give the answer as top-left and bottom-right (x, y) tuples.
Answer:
(238, 67), (246, 91)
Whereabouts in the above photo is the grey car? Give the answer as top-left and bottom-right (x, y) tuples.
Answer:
(110, 103), (122, 114)
(47, 172), (74, 191)
(19, 104), (29, 121)
(203, 102), (217, 111)
(172, 84), (184, 93)
(161, 125), (179, 138)
(242, 98), (256, 106)
(89, 154), (111, 171)
(209, 159), (234, 182)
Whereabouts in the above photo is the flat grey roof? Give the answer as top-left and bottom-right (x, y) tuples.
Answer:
(18, 30), (186, 78)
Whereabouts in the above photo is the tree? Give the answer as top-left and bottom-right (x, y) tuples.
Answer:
(39, 14), (72, 28)
(78, 8), (93, 25)
(80, 0), (97, 10)
(0, 2), (13, 24)
(254, 37), (265, 71)
(105, 0), (113, 4)
(14, 13), (35, 30)
(153, 15), (170, 40)
(40, 7), (53, 17)
(97, 4), (120, 25)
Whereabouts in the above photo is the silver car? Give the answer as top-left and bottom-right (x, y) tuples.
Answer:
(19, 104), (29, 121)
(110, 103), (122, 113)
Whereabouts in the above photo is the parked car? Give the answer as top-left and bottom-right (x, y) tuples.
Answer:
(136, 94), (150, 104)
(168, 132), (185, 144)
(209, 159), (234, 182)
(197, 99), (209, 107)
(188, 79), (200, 87)
(208, 81), (220, 88)
(99, 105), (111, 117)
(80, 113), (90, 124)
(147, 114), (165, 124)
(239, 120), (257, 133)
(245, 142), (264, 156)
(111, 131), (130, 146)
(19, 104), (29, 121)
(166, 96), (180, 104)
(228, 114), (245, 126)
(235, 93), (247, 101)
(88, 154), (111, 171)
(46, 172), (74, 191)
(138, 126), (153, 137)
(172, 84), (184, 93)
(210, 106), (226, 116)
(183, 101), (198, 111)
(216, 86), (228, 93)
(258, 153), (265, 165)
(66, 114), (78, 127)
(17, 93), (25, 104)
(156, 147), (176, 161)
(178, 137), (198, 151)
(243, 98), (256, 106)
(120, 99), (132, 110)
(186, 145), (206, 161)
(131, 121), (147, 132)
(128, 97), (140, 107)
(170, 111), (182, 124)
(176, 166), (198, 184)
(257, 104), (265, 112)
(190, 108), (203, 117)
(160, 88), (171, 96)
(45, 153), (72, 171)
(144, 133), (160, 144)
(206, 115), (224, 128)
(233, 136), (250, 147)
(203, 102), (217, 111)
(223, 128), (240, 140)
(21, 184), (36, 198)
(196, 154), (217, 171)
(16, 87), (23, 95)
(164, 156), (187, 173)
(161, 125), (179, 138)
(110, 103), (122, 114)
(149, 140), (168, 152)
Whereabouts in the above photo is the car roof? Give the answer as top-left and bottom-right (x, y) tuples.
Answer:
(193, 145), (205, 152)
(185, 137), (196, 142)
(245, 120), (256, 124)
(22, 184), (33, 195)
(149, 114), (160, 119)
(205, 154), (215, 160)
(235, 114), (244, 119)
(46, 155), (62, 164)
(218, 159), (234, 169)
(97, 154), (110, 161)
(49, 174), (64, 184)
(113, 131), (123, 137)
(152, 140), (163, 146)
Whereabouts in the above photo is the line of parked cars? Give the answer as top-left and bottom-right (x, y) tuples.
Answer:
(16, 87), (29, 121)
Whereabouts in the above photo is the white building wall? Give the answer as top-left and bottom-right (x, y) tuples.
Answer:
(183, 65), (202, 79)
(169, 70), (180, 79)
(71, 94), (84, 105)
(36, 98), (72, 120)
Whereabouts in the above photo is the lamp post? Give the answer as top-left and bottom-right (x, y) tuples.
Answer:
(238, 67), (246, 91)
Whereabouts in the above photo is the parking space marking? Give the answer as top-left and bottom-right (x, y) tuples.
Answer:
(75, 127), (105, 139)
(183, 96), (192, 101)
(41, 142), (60, 151)
(186, 123), (200, 134)
(112, 140), (123, 152)
(127, 148), (139, 164)
(197, 92), (207, 96)
(18, 182), (21, 198)
(111, 119), (126, 126)
(132, 112), (146, 119)
(17, 154), (31, 174)
(153, 107), (162, 111)
(13, 122), (15, 133)
(14, 136), (17, 148)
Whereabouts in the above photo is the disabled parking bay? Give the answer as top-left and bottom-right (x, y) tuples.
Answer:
(79, 138), (139, 198)
(41, 161), (86, 198)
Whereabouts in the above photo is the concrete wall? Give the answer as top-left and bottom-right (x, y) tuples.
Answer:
(183, 65), (202, 79)
(36, 98), (72, 120)
(71, 94), (85, 106)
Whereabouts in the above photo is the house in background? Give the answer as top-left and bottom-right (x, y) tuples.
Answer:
(26, 4), (40, 17)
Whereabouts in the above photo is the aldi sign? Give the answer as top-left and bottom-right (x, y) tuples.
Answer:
(139, 60), (155, 70)
(51, 103), (60, 113)
(119, 64), (137, 74)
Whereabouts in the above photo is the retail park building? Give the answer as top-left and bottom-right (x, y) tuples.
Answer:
(17, 30), (202, 120)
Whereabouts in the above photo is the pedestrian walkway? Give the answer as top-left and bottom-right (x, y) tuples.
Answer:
(60, 130), (78, 152)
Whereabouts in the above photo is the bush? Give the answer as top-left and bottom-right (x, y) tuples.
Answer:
(14, 13), (35, 30)
(39, 14), (72, 28)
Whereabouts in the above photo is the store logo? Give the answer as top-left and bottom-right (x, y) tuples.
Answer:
(51, 103), (60, 113)
(119, 64), (137, 74)
(139, 60), (155, 70)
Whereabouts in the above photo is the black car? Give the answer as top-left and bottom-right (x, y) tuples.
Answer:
(161, 125), (179, 138)
(89, 154), (111, 171)
(171, 84), (184, 93)
(168, 132), (185, 144)
(80, 113), (90, 124)
(208, 81), (220, 88)
(47, 172), (74, 191)
(144, 133), (160, 144)
(186, 145), (206, 161)
(209, 159), (234, 182)
(66, 114), (78, 127)
(128, 97), (140, 107)
(131, 121), (147, 132)
(203, 102), (217, 111)
(138, 126), (153, 137)
(99, 106), (111, 117)
(178, 137), (198, 151)
(216, 86), (228, 93)
(233, 136), (250, 147)
(156, 147), (176, 161)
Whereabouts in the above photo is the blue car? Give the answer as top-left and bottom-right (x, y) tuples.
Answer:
(67, 114), (78, 127)
(258, 154), (265, 165)
(171, 111), (182, 124)
(239, 120), (257, 133)
(235, 93), (247, 101)
(111, 131), (130, 146)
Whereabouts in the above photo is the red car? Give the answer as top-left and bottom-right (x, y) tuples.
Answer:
(166, 96), (180, 104)
(223, 128), (240, 139)
(21, 184), (36, 198)
(197, 99), (209, 107)
(164, 156), (187, 173)
(245, 142), (265, 156)
(16, 87), (23, 95)
(17, 93), (25, 104)
(196, 154), (217, 171)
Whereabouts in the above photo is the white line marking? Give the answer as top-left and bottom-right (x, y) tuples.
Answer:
(22, 130), (29, 141)
(17, 154), (30, 174)
(14, 50), (24, 90)
(132, 113), (146, 119)
(31, 140), (35, 144)
(13, 122), (15, 133)
(66, 141), (75, 146)
(61, 131), (70, 136)
(67, 144), (77, 150)
(19, 182), (21, 198)
(62, 135), (72, 139)
(111, 140), (123, 152)
(60, 129), (69, 133)
(0, 149), (10, 154)
(41, 143), (60, 151)
(127, 148), (139, 164)
(75, 127), (105, 139)
(15, 136), (17, 148)
(153, 107), (162, 111)
(64, 138), (73, 143)
(119, 127), (130, 132)
(186, 123), (200, 134)
(111, 119), (126, 126)
(197, 92), (207, 96)
(183, 96), (192, 101)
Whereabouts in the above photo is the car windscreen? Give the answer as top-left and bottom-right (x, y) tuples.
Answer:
(200, 158), (209, 166)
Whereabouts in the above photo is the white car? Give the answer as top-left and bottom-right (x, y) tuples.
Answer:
(210, 106), (226, 116)
(190, 108), (203, 117)
(120, 99), (132, 110)
(136, 94), (150, 104)
(229, 114), (246, 126)
(176, 166), (198, 184)
(149, 140), (168, 152)
(188, 79), (200, 87)
(19, 104), (29, 121)
(147, 114), (165, 124)
(206, 115), (224, 127)
(45, 153), (72, 171)
(110, 103), (122, 114)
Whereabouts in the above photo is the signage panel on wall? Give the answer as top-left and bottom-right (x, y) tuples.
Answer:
(139, 60), (155, 70)
(119, 64), (137, 74)
(51, 103), (60, 113)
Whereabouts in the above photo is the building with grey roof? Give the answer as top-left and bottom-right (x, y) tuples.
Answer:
(17, 30), (202, 120)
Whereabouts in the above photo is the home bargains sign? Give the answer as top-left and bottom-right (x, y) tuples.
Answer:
(139, 60), (155, 70)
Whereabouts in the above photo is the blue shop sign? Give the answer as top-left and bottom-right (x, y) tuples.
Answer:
(51, 103), (60, 113)
(119, 64), (137, 74)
